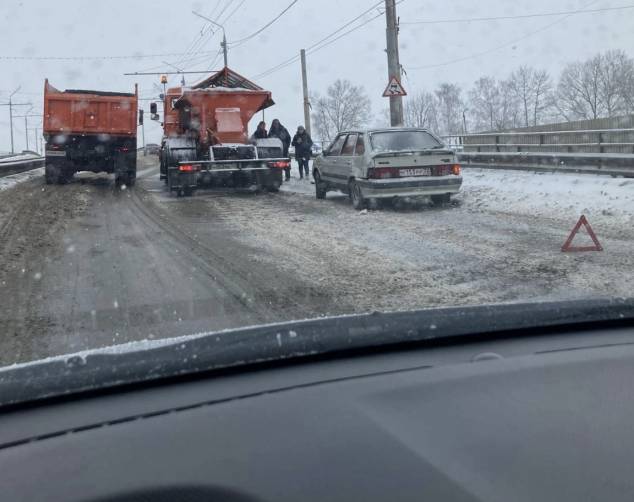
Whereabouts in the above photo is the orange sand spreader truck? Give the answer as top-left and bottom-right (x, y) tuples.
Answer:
(154, 67), (290, 197)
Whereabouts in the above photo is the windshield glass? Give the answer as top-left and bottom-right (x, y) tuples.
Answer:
(370, 130), (442, 152)
(0, 0), (632, 390)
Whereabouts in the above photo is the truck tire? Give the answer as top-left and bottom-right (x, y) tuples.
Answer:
(45, 164), (59, 185)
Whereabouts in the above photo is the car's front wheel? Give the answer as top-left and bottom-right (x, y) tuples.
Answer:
(349, 180), (367, 210)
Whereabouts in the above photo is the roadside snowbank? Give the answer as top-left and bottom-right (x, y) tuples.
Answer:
(0, 167), (44, 192)
(281, 166), (634, 227)
(462, 168), (634, 227)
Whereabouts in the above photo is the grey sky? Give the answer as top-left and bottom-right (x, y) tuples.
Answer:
(1, 0), (632, 150)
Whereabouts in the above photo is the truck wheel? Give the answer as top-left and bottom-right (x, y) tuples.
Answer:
(45, 165), (59, 185)
(349, 180), (366, 210)
(183, 187), (194, 197)
(315, 172), (327, 199)
(127, 171), (136, 187)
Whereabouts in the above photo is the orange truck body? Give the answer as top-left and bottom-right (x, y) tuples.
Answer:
(42, 80), (139, 185)
(159, 67), (287, 196)
(43, 79), (138, 138)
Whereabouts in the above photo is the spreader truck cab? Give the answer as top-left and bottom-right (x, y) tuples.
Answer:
(156, 67), (290, 197)
(43, 80), (139, 186)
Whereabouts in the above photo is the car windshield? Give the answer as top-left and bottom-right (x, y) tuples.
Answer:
(0, 0), (633, 396)
(370, 130), (442, 152)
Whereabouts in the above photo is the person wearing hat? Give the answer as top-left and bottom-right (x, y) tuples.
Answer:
(291, 125), (313, 180)
(268, 119), (292, 181)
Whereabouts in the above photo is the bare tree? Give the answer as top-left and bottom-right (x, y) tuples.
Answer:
(403, 91), (438, 131)
(557, 56), (603, 120)
(312, 79), (372, 143)
(498, 79), (521, 130)
(434, 83), (463, 136)
(508, 66), (553, 126)
(468, 77), (500, 131)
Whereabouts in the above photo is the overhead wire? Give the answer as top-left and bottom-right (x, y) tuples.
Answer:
(406, 0), (599, 70)
(251, 0), (388, 80)
(227, 0), (299, 47)
(401, 4), (634, 25)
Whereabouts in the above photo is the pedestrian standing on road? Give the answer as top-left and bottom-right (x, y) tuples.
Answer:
(250, 121), (268, 141)
(291, 125), (313, 180)
(268, 119), (291, 181)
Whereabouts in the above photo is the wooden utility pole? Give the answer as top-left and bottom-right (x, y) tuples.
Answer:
(385, 0), (403, 126)
(300, 49), (311, 136)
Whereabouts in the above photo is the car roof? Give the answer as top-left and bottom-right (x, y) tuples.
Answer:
(337, 127), (434, 135)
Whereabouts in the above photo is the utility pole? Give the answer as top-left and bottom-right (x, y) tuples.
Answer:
(0, 87), (31, 153)
(300, 49), (311, 136)
(14, 113), (42, 152)
(192, 11), (227, 67)
(385, 0), (403, 126)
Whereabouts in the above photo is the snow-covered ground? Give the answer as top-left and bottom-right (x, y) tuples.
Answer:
(0, 167), (44, 192)
(282, 167), (634, 228)
(463, 168), (634, 228)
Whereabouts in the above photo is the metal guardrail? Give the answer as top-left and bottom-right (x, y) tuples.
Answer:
(0, 155), (45, 178)
(457, 151), (634, 177)
(442, 128), (634, 154)
(441, 127), (634, 177)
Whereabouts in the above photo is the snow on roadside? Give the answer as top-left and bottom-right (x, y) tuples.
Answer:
(281, 166), (634, 228)
(0, 167), (44, 192)
(461, 168), (634, 227)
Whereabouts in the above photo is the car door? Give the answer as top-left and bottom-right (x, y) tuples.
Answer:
(320, 133), (347, 189)
(338, 133), (358, 182)
(352, 133), (366, 178)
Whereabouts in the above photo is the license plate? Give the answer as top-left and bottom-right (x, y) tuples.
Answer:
(399, 168), (431, 177)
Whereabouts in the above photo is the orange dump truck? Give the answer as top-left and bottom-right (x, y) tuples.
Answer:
(43, 79), (139, 185)
(155, 67), (290, 197)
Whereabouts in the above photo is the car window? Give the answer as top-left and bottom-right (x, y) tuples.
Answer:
(327, 134), (347, 156)
(354, 135), (365, 156)
(340, 134), (358, 156)
(369, 130), (442, 152)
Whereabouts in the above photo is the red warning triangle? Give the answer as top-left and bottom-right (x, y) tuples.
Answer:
(383, 77), (407, 97)
(561, 215), (603, 252)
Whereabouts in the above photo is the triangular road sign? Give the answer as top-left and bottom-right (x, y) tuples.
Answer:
(561, 215), (603, 252)
(383, 77), (407, 97)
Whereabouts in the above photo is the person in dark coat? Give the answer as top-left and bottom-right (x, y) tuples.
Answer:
(291, 125), (313, 179)
(268, 119), (291, 181)
(250, 121), (268, 141)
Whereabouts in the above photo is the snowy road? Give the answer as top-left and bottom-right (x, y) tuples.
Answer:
(0, 157), (632, 364)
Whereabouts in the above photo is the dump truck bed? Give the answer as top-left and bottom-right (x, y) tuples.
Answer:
(43, 79), (138, 138)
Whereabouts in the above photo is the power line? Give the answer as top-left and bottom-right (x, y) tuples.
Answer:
(251, 0), (387, 80)
(401, 4), (634, 25)
(407, 0), (599, 70)
(228, 0), (299, 47)
(0, 50), (216, 62)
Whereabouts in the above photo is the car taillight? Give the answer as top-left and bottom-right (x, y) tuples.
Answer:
(368, 167), (400, 179)
(179, 164), (199, 172)
(267, 160), (290, 168)
(433, 164), (461, 176)
(452, 164), (461, 175)
(117, 147), (130, 153)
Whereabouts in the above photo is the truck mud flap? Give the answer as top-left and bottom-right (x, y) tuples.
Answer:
(167, 168), (197, 197)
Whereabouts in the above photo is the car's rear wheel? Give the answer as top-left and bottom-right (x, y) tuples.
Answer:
(431, 193), (451, 206)
(349, 180), (367, 210)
